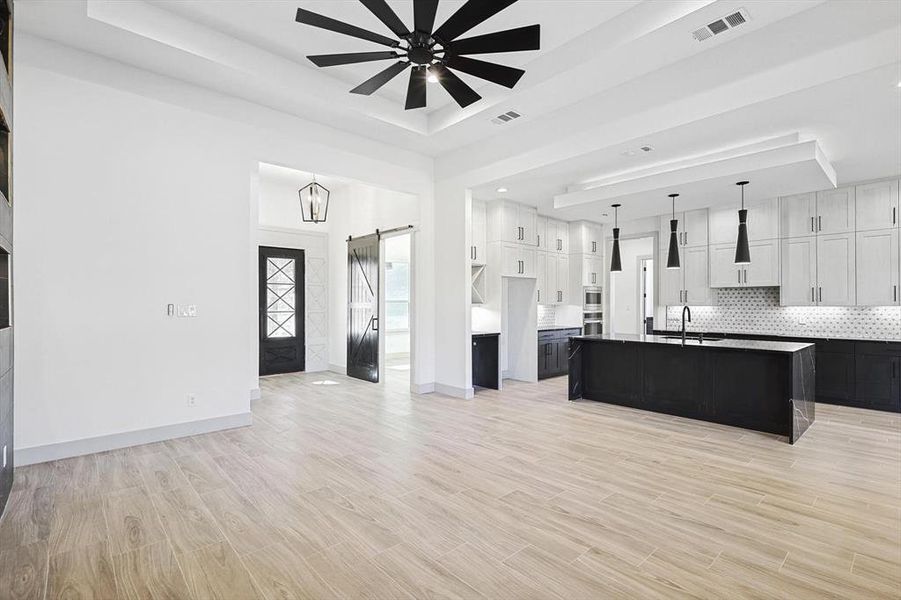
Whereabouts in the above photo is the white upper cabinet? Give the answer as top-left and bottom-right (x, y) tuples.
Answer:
(500, 243), (536, 278)
(570, 221), (602, 255)
(709, 240), (779, 289)
(780, 192), (817, 238)
(855, 180), (899, 232)
(489, 201), (538, 245)
(555, 254), (570, 304)
(536, 251), (548, 304)
(548, 219), (569, 254)
(580, 255), (603, 287)
(682, 246), (710, 305)
(658, 250), (683, 306)
(709, 243), (741, 288)
(709, 198), (779, 245)
(816, 233), (856, 306)
(816, 187), (855, 235)
(781, 237), (817, 306)
(471, 200), (487, 265)
(856, 229), (900, 306)
(535, 216), (548, 251)
(745, 240), (780, 287)
(659, 209), (707, 248)
(682, 209), (708, 248)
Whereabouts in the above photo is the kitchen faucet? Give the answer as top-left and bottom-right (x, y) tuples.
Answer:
(681, 305), (691, 346)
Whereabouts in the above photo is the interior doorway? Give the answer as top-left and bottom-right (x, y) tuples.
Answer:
(609, 236), (654, 335)
(382, 232), (412, 386)
(640, 257), (655, 333)
(259, 246), (305, 375)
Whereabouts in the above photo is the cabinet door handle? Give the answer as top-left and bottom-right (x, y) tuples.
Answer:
(811, 216), (815, 232)
(684, 232), (688, 246)
(592, 241), (597, 253)
(811, 287), (815, 302)
(474, 247), (477, 261)
(537, 290), (540, 303)
(537, 234), (540, 247)
(685, 290), (688, 302)
(894, 284), (897, 302)
(894, 207), (897, 225)
(818, 287), (822, 302)
(818, 215), (822, 232)
(738, 270), (742, 284)
(744, 269), (747, 284)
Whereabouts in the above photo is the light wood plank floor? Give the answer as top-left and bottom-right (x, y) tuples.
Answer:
(1, 372), (899, 599)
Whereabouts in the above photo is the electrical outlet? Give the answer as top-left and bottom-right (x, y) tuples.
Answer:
(187, 393), (197, 407)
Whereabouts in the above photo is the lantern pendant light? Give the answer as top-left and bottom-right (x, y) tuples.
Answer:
(666, 193), (681, 270)
(610, 203), (622, 272)
(734, 181), (751, 264)
(299, 175), (330, 224)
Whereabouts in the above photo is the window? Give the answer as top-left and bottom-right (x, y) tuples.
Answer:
(385, 261), (409, 331)
(265, 257), (296, 338)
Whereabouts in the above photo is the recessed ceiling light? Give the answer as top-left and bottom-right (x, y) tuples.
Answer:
(496, 187), (508, 193)
(897, 81), (901, 88)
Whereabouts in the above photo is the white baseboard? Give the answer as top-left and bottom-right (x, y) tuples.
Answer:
(434, 383), (474, 399)
(15, 412), (253, 466)
(411, 382), (435, 394)
(328, 363), (346, 375)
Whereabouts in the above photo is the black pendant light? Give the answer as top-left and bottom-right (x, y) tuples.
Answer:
(734, 181), (751, 264)
(666, 193), (681, 269)
(610, 203), (622, 272)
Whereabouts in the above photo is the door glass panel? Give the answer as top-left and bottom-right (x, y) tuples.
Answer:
(266, 257), (296, 338)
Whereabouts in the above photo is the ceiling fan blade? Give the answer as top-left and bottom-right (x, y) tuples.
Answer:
(295, 8), (399, 48)
(350, 61), (409, 95)
(450, 24), (540, 55)
(430, 64), (481, 108)
(445, 55), (524, 88)
(359, 0), (410, 37)
(413, 0), (439, 34)
(405, 65), (428, 110)
(433, 0), (518, 42)
(308, 51), (399, 67)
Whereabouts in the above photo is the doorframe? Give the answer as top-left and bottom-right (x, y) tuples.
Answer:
(638, 254), (653, 334)
(377, 228), (417, 387)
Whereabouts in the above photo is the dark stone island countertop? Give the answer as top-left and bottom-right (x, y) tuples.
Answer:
(573, 333), (814, 354)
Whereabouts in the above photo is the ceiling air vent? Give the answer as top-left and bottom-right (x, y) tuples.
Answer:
(692, 7), (750, 42)
(491, 110), (523, 125)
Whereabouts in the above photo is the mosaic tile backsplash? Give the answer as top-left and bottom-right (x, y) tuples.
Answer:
(665, 287), (901, 341)
(537, 305), (557, 329)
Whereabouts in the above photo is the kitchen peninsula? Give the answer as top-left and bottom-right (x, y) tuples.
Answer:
(568, 333), (815, 443)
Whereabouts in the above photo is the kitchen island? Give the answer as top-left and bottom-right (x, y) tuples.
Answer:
(568, 333), (815, 443)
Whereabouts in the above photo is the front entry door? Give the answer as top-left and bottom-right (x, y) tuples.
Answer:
(259, 246), (305, 376)
(347, 235), (379, 382)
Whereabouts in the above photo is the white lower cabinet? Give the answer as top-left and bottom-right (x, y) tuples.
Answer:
(816, 233), (855, 306)
(856, 229), (899, 305)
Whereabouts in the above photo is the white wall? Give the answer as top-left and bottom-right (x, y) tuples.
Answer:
(384, 234), (411, 357)
(610, 237), (654, 335)
(13, 36), (435, 458)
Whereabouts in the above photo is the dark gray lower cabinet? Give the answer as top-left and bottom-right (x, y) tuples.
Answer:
(855, 343), (901, 412)
(472, 333), (499, 390)
(538, 328), (581, 380)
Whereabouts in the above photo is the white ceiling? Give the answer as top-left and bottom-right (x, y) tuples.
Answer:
(16, 0), (901, 224)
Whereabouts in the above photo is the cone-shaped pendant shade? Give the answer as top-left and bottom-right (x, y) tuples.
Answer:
(735, 208), (751, 264)
(610, 227), (622, 272)
(666, 219), (680, 269)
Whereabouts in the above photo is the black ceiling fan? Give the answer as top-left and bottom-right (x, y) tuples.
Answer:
(295, 0), (540, 110)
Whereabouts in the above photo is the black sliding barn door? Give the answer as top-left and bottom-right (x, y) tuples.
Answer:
(347, 235), (379, 382)
(259, 246), (305, 376)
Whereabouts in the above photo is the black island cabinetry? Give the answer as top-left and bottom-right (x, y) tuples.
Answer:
(569, 334), (815, 444)
(538, 327), (581, 380)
